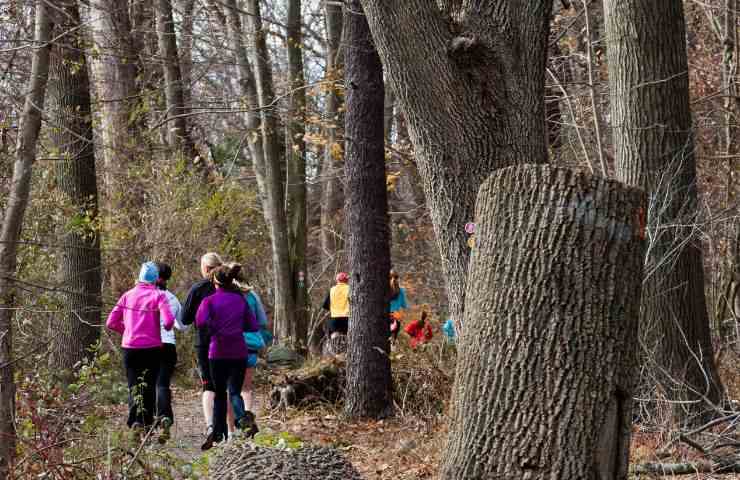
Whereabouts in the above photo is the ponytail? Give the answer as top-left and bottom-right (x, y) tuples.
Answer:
(389, 270), (400, 300)
(213, 263), (242, 290)
(225, 261), (252, 292)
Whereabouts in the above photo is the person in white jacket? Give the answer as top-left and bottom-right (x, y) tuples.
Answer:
(154, 262), (188, 443)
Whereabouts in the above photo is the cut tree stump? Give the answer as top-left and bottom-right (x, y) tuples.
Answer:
(442, 165), (647, 480)
(211, 443), (362, 479)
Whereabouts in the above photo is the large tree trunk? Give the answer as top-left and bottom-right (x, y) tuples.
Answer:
(244, 0), (295, 343)
(319, 1), (344, 262)
(286, 0), (308, 344)
(604, 0), (724, 423)
(47, 0), (103, 374)
(154, 0), (198, 162)
(442, 165), (645, 480)
(343, 0), (393, 419)
(356, 1), (553, 331)
(0, 2), (52, 473)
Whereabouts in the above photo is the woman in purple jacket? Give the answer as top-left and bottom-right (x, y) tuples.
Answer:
(196, 263), (259, 449)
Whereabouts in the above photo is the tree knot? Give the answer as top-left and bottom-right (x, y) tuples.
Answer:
(447, 35), (487, 67)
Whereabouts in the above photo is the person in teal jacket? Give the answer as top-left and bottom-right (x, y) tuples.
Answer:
(389, 270), (408, 340)
(442, 318), (456, 343)
(226, 263), (268, 434)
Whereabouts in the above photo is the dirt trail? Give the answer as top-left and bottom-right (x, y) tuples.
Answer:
(163, 388), (208, 461)
(156, 385), (444, 479)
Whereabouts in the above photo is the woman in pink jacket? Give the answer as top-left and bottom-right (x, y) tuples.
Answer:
(107, 262), (175, 429)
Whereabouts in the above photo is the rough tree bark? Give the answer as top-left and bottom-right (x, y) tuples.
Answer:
(88, 0), (141, 298)
(356, 0), (553, 331)
(319, 0), (344, 261)
(343, 0), (393, 419)
(47, 0), (103, 373)
(154, 0), (198, 161)
(442, 165), (646, 480)
(286, 0), (308, 343)
(244, 0), (296, 343)
(88, 0), (138, 195)
(0, 2), (52, 473)
(604, 0), (724, 423)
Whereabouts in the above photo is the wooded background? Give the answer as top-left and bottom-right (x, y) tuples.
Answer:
(0, 0), (739, 478)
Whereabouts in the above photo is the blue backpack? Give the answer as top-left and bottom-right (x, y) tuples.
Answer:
(243, 292), (267, 351)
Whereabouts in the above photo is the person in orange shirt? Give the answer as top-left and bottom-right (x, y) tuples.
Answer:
(322, 272), (350, 338)
(404, 311), (433, 348)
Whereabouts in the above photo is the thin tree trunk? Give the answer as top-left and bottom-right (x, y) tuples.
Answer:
(384, 84), (394, 144)
(244, 0), (295, 343)
(442, 165), (645, 479)
(88, 0), (137, 193)
(357, 0), (553, 331)
(387, 95), (422, 224)
(0, 1), (52, 473)
(582, 0), (606, 176)
(604, 0), (724, 423)
(343, 0), (393, 419)
(179, 0), (195, 109)
(319, 0), (344, 261)
(88, 0), (141, 298)
(219, 0), (268, 213)
(47, 0), (103, 374)
(286, 0), (308, 344)
(717, 0), (740, 339)
(154, 0), (198, 161)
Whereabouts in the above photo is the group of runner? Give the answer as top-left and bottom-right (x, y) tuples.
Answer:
(322, 269), (436, 348)
(106, 257), (446, 450)
(106, 252), (266, 450)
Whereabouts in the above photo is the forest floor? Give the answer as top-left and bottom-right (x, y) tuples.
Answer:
(109, 380), (447, 479)
(105, 378), (740, 480)
(102, 346), (740, 479)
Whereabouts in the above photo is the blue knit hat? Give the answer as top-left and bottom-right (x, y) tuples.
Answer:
(138, 261), (159, 284)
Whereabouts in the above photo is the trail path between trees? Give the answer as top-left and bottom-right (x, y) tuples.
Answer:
(110, 384), (740, 479)
(112, 384), (445, 479)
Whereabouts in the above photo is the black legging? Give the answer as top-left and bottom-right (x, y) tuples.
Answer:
(209, 358), (247, 440)
(156, 343), (177, 422)
(122, 347), (161, 427)
(328, 317), (348, 335)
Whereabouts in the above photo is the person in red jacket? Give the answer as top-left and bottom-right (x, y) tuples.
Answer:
(404, 311), (433, 348)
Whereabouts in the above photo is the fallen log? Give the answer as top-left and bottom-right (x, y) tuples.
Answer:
(322, 333), (348, 358)
(631, 460), (740, 476)
(269, 358), (346, 409)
